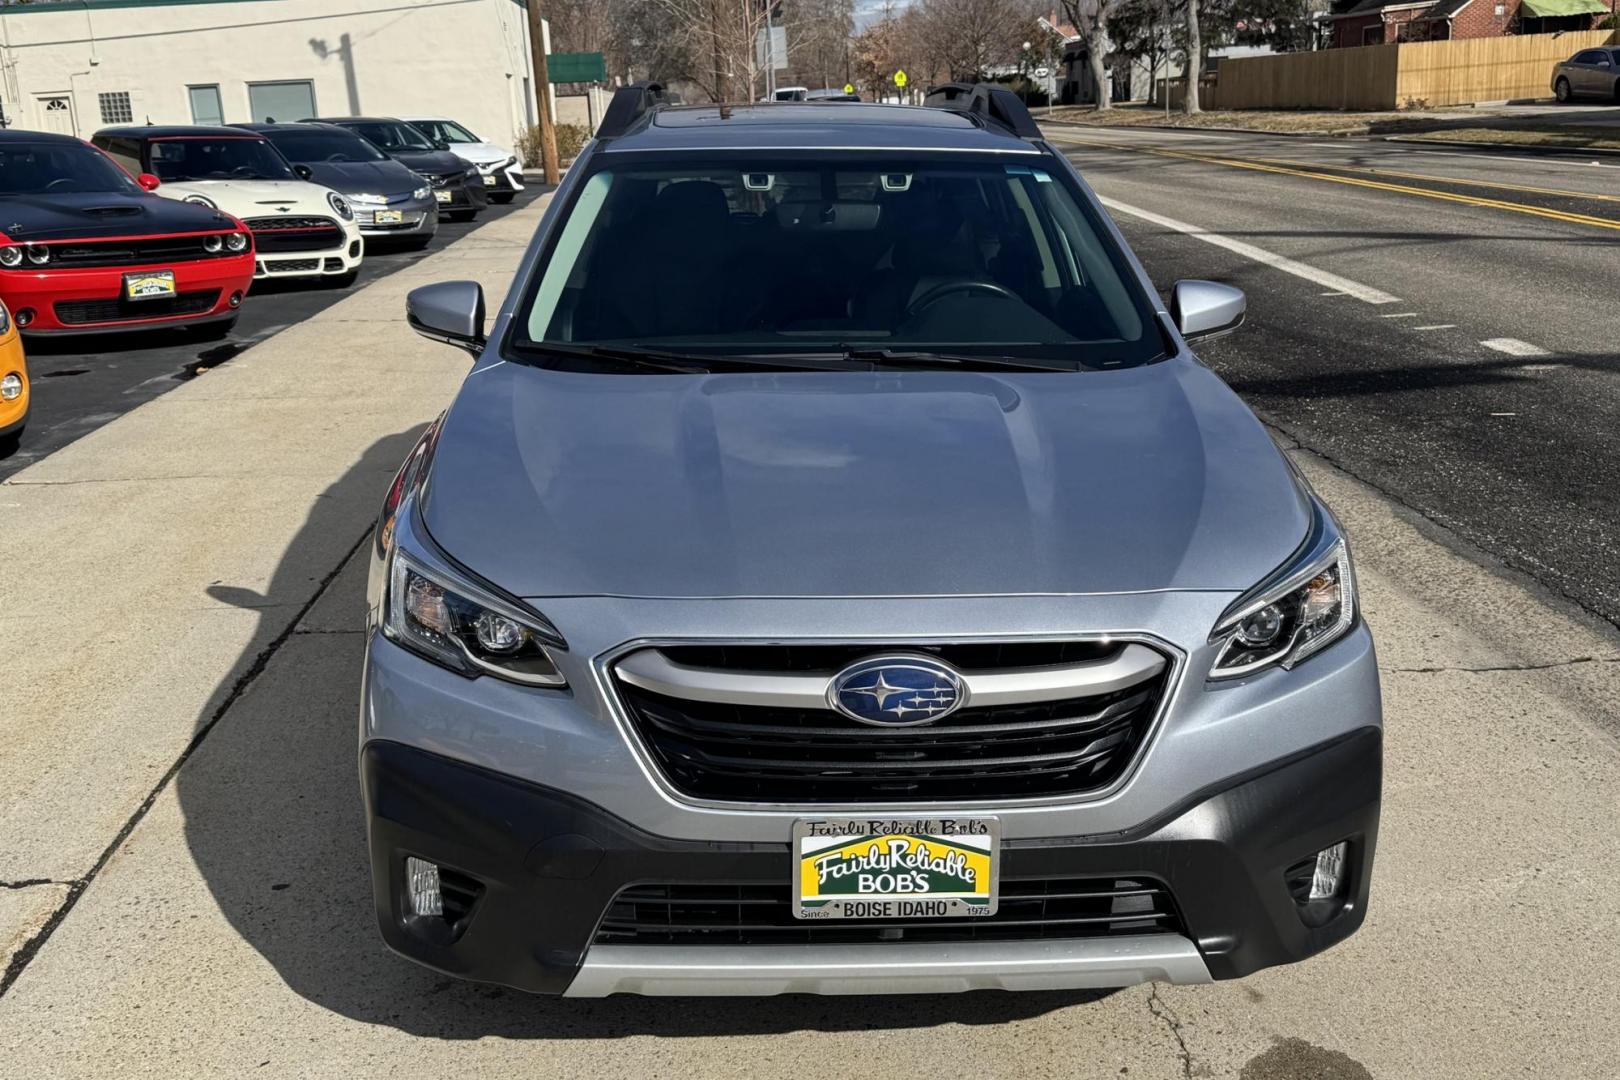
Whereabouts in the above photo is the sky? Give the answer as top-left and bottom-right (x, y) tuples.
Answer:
(854, 0), (915, 31)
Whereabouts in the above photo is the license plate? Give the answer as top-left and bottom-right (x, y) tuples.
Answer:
(123, 270), (176, 301)
(434, 190), (453, 204)
(793, 816), (999, 920)
(375, 209), (404, 225)
(482, 174), (498, 187)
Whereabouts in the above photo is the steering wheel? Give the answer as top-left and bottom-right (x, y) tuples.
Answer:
(906, 280), (1019, 316)
(46, 177), (79, 191)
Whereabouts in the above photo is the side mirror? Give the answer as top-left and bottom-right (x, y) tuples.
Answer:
(293, 163), (314, 180)
(407, 281), (486, 357)
(136, 172), (161, 192)
(1170, 280), (1245, 342)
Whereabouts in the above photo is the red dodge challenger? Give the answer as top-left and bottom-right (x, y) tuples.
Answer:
(0, 129), (256, 337)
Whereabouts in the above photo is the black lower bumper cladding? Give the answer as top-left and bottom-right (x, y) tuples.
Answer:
(362, 727), (1381, 995)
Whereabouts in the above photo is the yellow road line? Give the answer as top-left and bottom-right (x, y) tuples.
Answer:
(1050, 134), (1620, 233)
(1237, 154), (1620, 205)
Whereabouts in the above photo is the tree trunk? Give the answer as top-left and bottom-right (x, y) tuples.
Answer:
(1085, 33), (1111, 110)
(1184, 0), (1201, 114)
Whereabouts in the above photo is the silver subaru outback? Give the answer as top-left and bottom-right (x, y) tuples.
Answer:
(362, 83), (1381, 997)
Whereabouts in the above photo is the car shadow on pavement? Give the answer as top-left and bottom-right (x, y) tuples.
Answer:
(177, 432), (1112, 1040)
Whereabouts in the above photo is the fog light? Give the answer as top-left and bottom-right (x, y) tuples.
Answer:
(349, 240), (362, 257)
(1, 373), (21, 401)
(1310, 841), (1347, 900)
(15, 309), (33, 327)
(405, 856), (443, 917)
(228, 291), (243, 308)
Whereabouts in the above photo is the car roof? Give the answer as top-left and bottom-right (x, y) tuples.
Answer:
(95, 125), (266, 140)
(600, 102), (1041, 156)
(0, 128), (89, 146)
(315, 117), (402, 125)
(236, 121), (359, 135)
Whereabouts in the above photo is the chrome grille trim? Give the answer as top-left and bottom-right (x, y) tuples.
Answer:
(615, 643), (1166, 709)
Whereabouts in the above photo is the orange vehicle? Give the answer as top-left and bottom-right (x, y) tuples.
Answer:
(0, 300), (28, 454)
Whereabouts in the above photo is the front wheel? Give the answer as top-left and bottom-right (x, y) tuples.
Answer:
(490, 192), (515, 205)
(1555, 77), (1572, 103)
(447, 209), (478, 223)
(189, 317), (236, 342)
(324, 270), (360, 289)
(0, 427), (22, 458)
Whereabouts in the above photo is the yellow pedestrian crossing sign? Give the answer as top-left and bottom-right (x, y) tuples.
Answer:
(893, 70), (908, 88)
(844, 83), (855, 95)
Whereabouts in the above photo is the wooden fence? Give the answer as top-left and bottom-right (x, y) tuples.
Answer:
(1206, 30), (1618, 111)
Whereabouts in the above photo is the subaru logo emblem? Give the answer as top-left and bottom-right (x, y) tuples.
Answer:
(828, 656), (966, 726)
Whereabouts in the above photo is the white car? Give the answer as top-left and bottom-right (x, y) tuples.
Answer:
(91, 126), (365, 285)
(401, 117), (524, 204)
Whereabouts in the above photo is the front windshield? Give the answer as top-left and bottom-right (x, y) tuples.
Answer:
(411, 120), (478, 144)
(149, 138), (296, 182)
(348, 121), (436, 152)
(0, 142), (139, 195)
(266, 129), (388, 164)
(515, 155), (1163, 370)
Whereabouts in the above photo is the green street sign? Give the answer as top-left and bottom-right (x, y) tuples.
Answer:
(548, 51), (606, 84)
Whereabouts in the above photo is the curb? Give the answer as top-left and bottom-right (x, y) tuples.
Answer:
(1039, 118), (1371, 139)
(1381, 134), (1620, 157)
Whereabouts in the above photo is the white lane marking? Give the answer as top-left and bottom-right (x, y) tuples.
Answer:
(1409, 149), (1620, 172)
(1098, 196), (1402, 304)
(1320, 290), (1348, 296)
(1381, 312), (1418, 318)
(1480, 337), (1551, 357)
(1490, 412), (1517, 416)
(1413, 324), (1457, 330)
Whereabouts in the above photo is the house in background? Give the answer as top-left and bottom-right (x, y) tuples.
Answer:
(1325, 0), (1616, 46)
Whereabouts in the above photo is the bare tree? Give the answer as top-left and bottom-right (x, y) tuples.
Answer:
(1058, 0), (1120, 110)
(1183, 0), (1201, 113)
(913, 0), (1037, 82)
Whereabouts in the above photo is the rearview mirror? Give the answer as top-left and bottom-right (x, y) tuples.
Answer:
(1170, 280), (1245, 342)
(293, 163), (314, 180)
(136, 172), (161, 192)
(407, 281), (486, 357)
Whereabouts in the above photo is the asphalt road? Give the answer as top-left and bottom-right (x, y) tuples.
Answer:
(0, 186), (548, 482)
(1046, 125), (1620, 633)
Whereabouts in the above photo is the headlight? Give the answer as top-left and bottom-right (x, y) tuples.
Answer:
(25, 243), (49, 265)
(203, 234), (224, 253)
(0, 246), (21, 268)
(184, 194), (218, 209)
(1, 373), (21, 400)
(225, 232), (249, 252)
(384, 548), (566, 687)
(1208, 506), (1356, 680)
(349, 193), (388, 205)
(412, 186), (431, 200)
(464, 169), (479, 181)
(0, 301), (11, 335)
(326, 190), (354, 221)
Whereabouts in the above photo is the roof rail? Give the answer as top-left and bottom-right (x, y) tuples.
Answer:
(922, 82), (1040, 139)
(598, 81), (669, 140)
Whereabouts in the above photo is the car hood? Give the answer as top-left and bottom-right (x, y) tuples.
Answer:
(294, 159), (421, 199)
(446, 141), (513, 168)
(385, 148), (467, 177)
(157, 179), (332, 216)
(423, 357), (1311, 600)
(0, 191), (238, 242)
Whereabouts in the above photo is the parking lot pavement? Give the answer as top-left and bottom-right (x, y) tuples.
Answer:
(0, 159), (1617, 1077)
(0, 188), (548, 483)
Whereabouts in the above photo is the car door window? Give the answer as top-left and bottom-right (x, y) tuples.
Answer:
(1574, 51), (1602, 65)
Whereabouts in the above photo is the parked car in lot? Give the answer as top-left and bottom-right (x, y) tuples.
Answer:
(0, 301), (27, 454)
(0, 130), (254, 337)
(316, 117), (487, 221)
(400, 116), (523, 205)
(365, 84), (1383, 998)
(91, 126), (364, 286)
(1552, 47), (1620, 103)
(239, 122), (439, 250)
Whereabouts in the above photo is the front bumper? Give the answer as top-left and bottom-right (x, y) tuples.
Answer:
(355, 198), (440, 239)
(362, 725), (1380, 996)
(433, 179), (489, 214)
(254, 235), (363, 280)
(2, 256), (255, 335)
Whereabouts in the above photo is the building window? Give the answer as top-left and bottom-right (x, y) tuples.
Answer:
(188, 85), (224, 126)
(98, 91), (133, 124)
(1362, 24), (1384, 45)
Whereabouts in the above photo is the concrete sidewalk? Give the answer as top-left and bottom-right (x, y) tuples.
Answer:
(0, 196), (548, 974)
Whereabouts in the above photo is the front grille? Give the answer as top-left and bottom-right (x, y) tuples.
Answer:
(261, 258), (320, 273)
(613, 642), (1170, 804)
(244, 216), (344, 253)
(36, 236), (237, 269)
(595, 876), (1185, 946)
(54, 289), (219, 326)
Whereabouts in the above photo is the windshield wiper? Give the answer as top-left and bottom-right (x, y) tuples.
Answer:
(512, 341), (839, 374)
(839, 346), (1076, 372)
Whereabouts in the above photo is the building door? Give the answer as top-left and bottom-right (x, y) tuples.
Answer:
(246, 80), (316, 123)
(34, 94), (76, 136)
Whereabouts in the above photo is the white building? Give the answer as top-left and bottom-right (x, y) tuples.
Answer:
(0, 0), (551, 146)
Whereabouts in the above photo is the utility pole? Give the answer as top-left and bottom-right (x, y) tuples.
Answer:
(524, 0), (560, 185)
